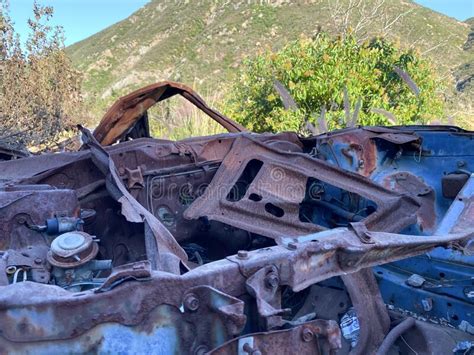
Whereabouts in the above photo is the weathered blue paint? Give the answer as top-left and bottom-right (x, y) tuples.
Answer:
(318, 126), (474, 327)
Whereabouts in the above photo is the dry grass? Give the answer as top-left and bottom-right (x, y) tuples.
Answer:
(453, 113), (474, 130)
(446, 94), (474, 130)
(147, 92), (227, 140)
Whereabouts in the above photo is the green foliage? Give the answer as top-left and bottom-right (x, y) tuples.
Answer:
(0, 0), (83, 147)
(67, 0), (473, 126)
(224, 34), (445, 133)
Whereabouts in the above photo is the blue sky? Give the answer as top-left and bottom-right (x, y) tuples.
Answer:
(8, 0), (474, 47)
(415, 0), (474, 21)
(9, 0), (149, 46)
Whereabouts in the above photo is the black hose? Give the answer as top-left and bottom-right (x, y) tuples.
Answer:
(313, 199), (364, 222)
(376, 317), (416, 355)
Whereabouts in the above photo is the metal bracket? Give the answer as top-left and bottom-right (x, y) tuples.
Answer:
(238, 336), (255, 355)
(349, 222), (374, 244)
(125, 167), (144, 189)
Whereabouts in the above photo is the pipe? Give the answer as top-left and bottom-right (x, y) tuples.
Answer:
(376, 317), (416, 355)
(313, 200), (364, 222)
(88, 259), (113, 271)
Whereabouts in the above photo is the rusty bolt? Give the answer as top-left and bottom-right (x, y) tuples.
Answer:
(302, 328), (314, 342)
(184, 293), (200, 312)
(287, 242), (297, 250)
(264, 273), (279, 290)
(237, 250), (248, 259)
(243, 343), (261, 355)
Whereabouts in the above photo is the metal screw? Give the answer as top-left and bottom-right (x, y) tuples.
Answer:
(237, 250), (248, 259)
(34, 258), (42, 265)
(302, 328), (314, 342)
(184, 293), (200, 312)
(421, 298), (433, 312)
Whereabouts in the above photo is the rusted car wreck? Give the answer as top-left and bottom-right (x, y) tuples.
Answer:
(0, 82), (473, 354)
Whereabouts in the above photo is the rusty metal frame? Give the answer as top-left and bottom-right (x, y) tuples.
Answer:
(184, 134), (421, 241)
(93, 81), (247, 145)
(0, 224), (471, 349)
(1, 78), (474, 354)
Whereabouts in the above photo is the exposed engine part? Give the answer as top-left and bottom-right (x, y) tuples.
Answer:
(46, 216), (84, 235)
(340, 308), (360, 349)
(52, 259), (112, 291)
(1, 249), (50, 285)
(0, 81), (473, 354)
(47, 231), (99, 268)
(28, 216), (84, 234)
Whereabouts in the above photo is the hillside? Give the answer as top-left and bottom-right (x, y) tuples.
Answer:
(67, 0), (474, 125)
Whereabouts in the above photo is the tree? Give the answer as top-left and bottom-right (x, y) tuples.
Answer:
(224, 34), (444, 134)
(327, 0), (413, 42)
(0, 0), (82, 147)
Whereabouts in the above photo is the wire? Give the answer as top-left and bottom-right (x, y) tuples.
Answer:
(12, 268), (27, 283)
(400, 335), (418, 354)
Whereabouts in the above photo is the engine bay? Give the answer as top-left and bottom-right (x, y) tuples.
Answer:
(0, 82), (473, 354)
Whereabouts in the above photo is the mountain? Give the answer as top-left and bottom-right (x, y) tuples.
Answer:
(452, 16), (474, 128)
(457, 17), (474, 86)
(67, 0), (474, 126)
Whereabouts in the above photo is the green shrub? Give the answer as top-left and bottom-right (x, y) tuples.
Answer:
(224, 34), (444, 133)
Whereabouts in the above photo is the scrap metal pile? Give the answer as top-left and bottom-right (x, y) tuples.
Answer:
(0, 82), (473, 354)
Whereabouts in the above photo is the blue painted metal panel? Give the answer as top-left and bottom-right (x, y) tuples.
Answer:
(318, 127), (474, 327)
